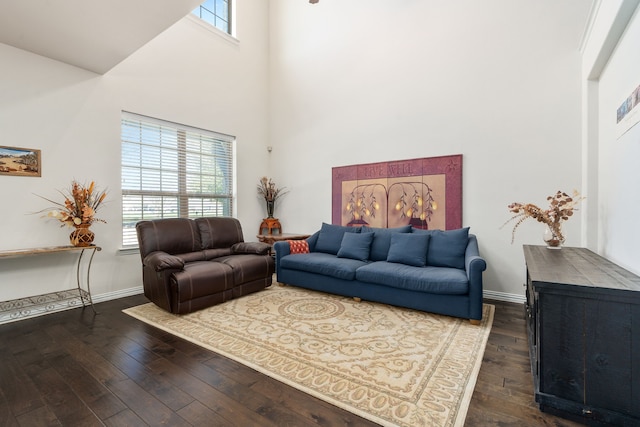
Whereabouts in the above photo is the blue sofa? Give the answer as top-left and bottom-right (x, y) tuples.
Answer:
(274, 223), (487, 323)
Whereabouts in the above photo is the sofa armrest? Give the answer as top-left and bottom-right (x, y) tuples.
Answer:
(465, 234), (487, 320)
(274, 231), (320, 280)
(464, 235), (486, 275)
(274, 239), (290, 264)
(306, 231), (320, 252)
(143, 251), (185, 272)
(231, 241), (271, 255)
(273, 240), (290, 281)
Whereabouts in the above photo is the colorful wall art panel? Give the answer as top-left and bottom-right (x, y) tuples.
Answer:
(332, 155), (462, 230)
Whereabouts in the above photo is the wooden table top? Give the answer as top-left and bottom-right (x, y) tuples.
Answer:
(256, 233), (310, 244)
(0, 245), (101, 258)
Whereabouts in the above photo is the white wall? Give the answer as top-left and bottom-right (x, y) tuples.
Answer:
(583, 1), (640, 274)
(1, 0), (611, 306)
(269, 0), (591, 299)
(0, 1), (269, 302)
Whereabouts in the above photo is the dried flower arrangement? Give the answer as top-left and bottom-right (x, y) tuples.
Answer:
(38, 180), (108, 227)
(257, 177), (288, 218)
(257, 177), (287, 202)
(503, 190), (584, 246)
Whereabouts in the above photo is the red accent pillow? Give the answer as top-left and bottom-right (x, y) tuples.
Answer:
(288, 240), (310, 254)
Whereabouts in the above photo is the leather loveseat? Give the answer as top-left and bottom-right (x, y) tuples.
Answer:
(136, 217), (275, 314)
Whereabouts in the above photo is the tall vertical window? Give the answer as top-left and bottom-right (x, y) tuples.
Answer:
(192, 0), (231, 34)
(121, 112), (235, 247)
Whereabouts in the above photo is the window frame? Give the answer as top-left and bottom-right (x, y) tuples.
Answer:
(120, 111), (235, 248)
(191, 0), (233, 36)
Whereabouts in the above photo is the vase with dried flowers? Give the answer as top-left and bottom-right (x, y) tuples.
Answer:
(257, 177), (288, 218)
(37, 180), (108, 247)
(503, 190), (584, 249)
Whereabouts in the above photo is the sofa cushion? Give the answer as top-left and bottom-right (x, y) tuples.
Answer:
(337, 232), (374, 261)
(136, 218), (202, 257)
(315, 223), (361, 255)
(356, 262), (469, 295)
(202, 248), (233, 260)
(288, 240), (310, 254)
(386, 233), (430, 267)
(196, 217), (244, 250)
(361, 225), (412, 261)
(172, 261), (234, 302)
(217, 254), (275, 284)
(175, 251), (207, 263)
(414, 227), (469, 269)
(280, 252), (366, 281)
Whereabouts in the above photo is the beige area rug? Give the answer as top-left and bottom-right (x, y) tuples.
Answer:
(124, 285), (494, 427)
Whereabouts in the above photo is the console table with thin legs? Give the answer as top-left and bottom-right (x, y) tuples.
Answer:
(0, 245), (101, 323)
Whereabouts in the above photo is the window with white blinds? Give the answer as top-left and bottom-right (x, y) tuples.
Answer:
(121, 112), (235, 247)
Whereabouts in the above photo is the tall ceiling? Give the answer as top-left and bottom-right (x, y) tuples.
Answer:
(0, 0), (204, 74)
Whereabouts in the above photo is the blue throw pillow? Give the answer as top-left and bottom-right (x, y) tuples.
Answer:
(361, 225), (412, 261)
(426, 227), (469, 269)
(386, 233), (430, 267)
(315, 222), (361, 255)
(337, 232), (374, 261)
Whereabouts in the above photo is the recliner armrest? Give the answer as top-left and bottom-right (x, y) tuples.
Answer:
(231, 241), (271, 255)
(143, 251), (185, 272)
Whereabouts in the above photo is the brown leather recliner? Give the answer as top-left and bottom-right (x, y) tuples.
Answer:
(136, 217), (274, 314)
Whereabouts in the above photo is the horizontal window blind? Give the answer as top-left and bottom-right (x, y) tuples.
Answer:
(121, 112), (235, 247)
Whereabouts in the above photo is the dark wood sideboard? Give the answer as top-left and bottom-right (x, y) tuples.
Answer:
(523, 245), (640, 426)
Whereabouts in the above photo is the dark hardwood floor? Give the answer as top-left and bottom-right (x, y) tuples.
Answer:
(0, 295), (585, 426)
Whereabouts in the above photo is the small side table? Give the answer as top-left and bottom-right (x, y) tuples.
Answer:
(257, 233), (311, 255)
(257, 233), (310, 245)
(259, 218), (282, 235)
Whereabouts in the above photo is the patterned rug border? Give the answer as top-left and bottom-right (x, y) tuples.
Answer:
(123, 286), (494, 427)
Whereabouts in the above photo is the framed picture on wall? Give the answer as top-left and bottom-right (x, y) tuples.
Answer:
(616, 82), (640, 139)
(332, 154), (463, 230)
(0, 145), (41, 177)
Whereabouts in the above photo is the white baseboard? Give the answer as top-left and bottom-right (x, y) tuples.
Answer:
(2, 285), (522, 324)
(92, 286), (143, 303)
(483, 290), (526, 304)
